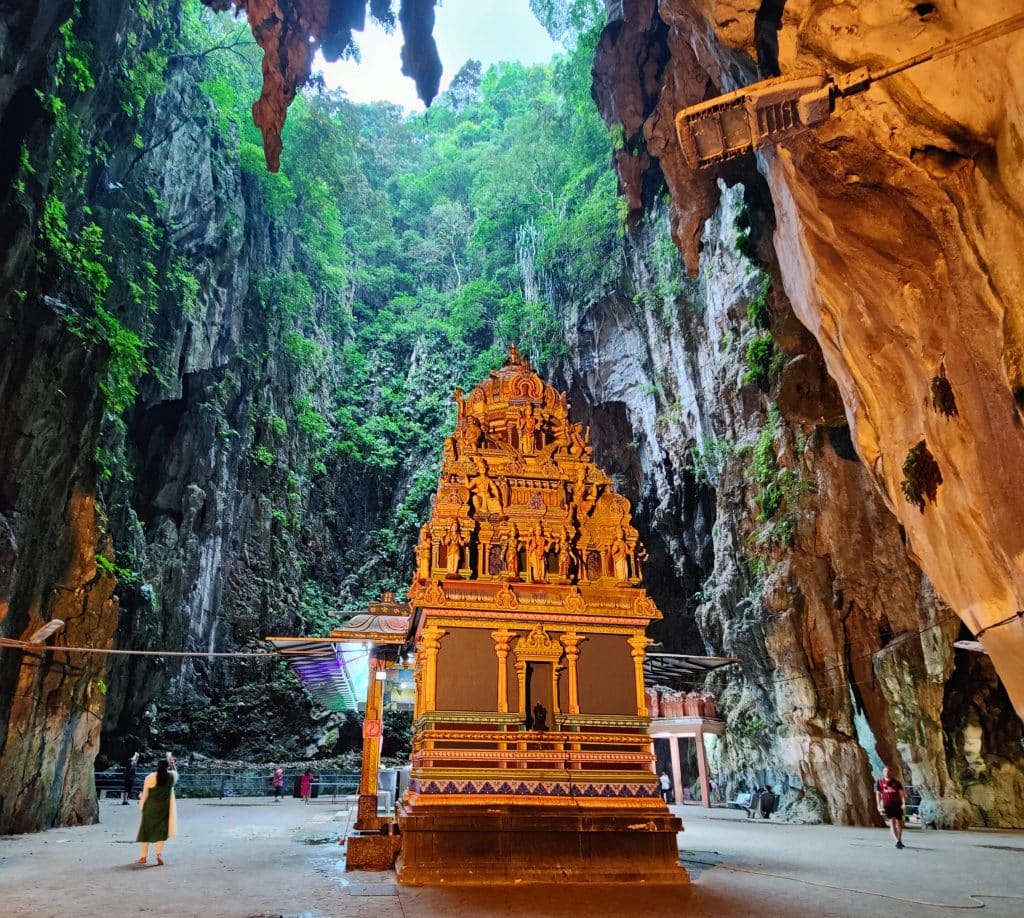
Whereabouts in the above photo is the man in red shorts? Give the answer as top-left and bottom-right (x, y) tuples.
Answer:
(876, 766), (907, 848)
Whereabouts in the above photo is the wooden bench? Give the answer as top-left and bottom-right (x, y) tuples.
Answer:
(95, 770), (137, 799)
(728, 792), (753, 810)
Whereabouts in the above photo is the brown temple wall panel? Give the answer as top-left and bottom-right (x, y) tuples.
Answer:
(434, 625), (497, 712)
(576, 633), (635, 715)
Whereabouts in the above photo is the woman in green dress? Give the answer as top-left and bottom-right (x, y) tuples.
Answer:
(136, 753), (177, 865)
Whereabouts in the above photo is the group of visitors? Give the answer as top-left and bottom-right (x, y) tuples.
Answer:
(656, 761), (910, 847)
(271, 766), (318, 802)
(657, 770), (719, 805)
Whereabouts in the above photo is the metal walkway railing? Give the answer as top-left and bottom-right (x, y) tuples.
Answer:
(95, 769), (360, 800)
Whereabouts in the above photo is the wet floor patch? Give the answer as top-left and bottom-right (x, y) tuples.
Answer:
(347, 883), (399, 897)
(678, 849), (728, 880)
(244, 912), (327, 917)
(301, 836), (340, 845)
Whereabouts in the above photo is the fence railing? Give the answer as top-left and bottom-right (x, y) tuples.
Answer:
(95, 769), (360, 800)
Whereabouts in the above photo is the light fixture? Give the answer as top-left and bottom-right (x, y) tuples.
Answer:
(374, 671), (387, 681)
(27, 619), (65, 643)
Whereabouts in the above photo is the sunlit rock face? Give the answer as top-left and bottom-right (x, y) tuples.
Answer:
(556, 188), (981, 827)
(596, 1), (1024, 716)
(762, 1), (1024, 719)
(591, 0), (1024, 826)
(0, 488), (118, 834)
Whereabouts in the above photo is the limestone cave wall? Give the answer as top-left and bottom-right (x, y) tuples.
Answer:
(0, 0), (408, 833)
(584, 0), (1024, 826)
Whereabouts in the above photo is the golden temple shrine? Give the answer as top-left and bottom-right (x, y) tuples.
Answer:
(397, 347), (686, 884)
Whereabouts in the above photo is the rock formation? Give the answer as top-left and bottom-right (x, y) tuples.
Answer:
(593, 0), (1024, 719)
(201, 0), (441, 169)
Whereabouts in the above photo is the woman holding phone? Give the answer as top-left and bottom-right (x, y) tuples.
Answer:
(136, 753), (178, 865)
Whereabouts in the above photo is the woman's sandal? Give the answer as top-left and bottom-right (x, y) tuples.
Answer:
(156, 855), (164, 866)
(137, 857), (147, 865)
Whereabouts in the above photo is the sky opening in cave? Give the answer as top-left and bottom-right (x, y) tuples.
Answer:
(316, 0), (563, 109)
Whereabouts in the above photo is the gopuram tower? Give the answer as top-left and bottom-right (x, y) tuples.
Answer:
(397, 347), (685, 884)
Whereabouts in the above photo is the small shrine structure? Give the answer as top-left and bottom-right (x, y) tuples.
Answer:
(644, 651), (739, 808)
(268, 595), (411, 868)
(397, 347), (685, 884)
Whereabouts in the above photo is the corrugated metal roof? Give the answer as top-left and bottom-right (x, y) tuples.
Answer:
(644, 651), (740, 688)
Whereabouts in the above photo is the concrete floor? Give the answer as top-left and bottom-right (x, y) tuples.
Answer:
(1, 798), (1022, 917)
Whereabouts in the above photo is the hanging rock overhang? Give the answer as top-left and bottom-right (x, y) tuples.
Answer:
(201, 0), (441, 171)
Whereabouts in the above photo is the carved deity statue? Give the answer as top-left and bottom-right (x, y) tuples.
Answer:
(532, 701), (548, 732)
(551, 415), (570, 453)
(504, 522), (520, 580)
(519, 403), (539, 454)
(416, 524), (432, 579)
(634, 542), (648, 581)
(443, 435), (457, 464)
(459, 416), (485, 452)
(468, 456), (502, 516)
(568, 422), (591, 459)
(571, 467), (597, 523)
(609, 527), (631, 583)
(555, 534), (574, 582)
(453, 387), (466, 419)
(526, 523), (548, 582)
(443, 520), (469, 575)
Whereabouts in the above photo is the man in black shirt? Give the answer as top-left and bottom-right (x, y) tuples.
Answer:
(755, 0), (787, 78)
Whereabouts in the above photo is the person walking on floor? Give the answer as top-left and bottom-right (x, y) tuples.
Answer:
(122, 751), (139, 805)
(271, 766), (284, 802)
(876, 765), (907, 849)
(137, 753), (178, 866)
(300, 767), (316, 804)
(658, 770), (672, 803)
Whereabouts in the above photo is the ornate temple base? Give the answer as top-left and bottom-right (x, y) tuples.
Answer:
(346, 828), (402, 870)
(395, 803), (687, 885)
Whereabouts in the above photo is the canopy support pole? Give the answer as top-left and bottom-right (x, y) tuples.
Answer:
(355, 652), (386, 830)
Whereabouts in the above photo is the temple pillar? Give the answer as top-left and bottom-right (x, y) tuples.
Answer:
(355, 653), (387, 829)
(669, 735), (683, 808)
(412, 654), (422, 721)
(514, 659), (528, 715)
(627, 633), (651, 717)
(419, 624), (447, 714)
(491, 628), (515, 712)
(695, 726), (711, 808)
(559, 632), (585, 714)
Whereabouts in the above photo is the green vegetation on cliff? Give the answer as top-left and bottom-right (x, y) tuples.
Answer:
(12, 1), (623, 759)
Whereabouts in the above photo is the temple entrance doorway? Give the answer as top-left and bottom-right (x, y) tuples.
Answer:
(524, 661), (553, 729)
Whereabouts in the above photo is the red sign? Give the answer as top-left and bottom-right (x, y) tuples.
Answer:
(363, 719), (383, 739)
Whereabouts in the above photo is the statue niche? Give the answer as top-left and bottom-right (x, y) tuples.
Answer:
(525, 523), (549, 583)
(467, 456), (503, 517)
(441, 519), (469, 578)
